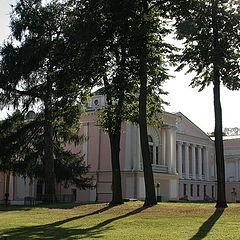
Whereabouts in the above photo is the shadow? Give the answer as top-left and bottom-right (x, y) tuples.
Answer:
(83, 205), (147, 232)
(0, 201), (102, 212)
(0, 205), (32, 213)
(189, 208), (225, 240)
(35, 201), (101, 210)
(2, 204), (148, 239)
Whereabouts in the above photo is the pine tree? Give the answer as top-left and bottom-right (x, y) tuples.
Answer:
(0, 0), (94, 198)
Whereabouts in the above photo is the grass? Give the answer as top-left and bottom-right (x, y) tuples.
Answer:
(0, 202), (239, 240)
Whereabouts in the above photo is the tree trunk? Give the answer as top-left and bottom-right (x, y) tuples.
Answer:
(43, 98), (56, 199)
(138, 0), (157, 207)
(109, 131), (123, 206)
(212, 0), (228, 208)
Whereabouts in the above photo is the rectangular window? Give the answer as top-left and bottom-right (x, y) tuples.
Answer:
(149, 145), (153, 164)
(190, 184), (193, 197)
(183, 184), (187, 196)
(204, 185), (207, 198)
(197, 184), (200, 197)
(212, 185), (214, 198)
(156, 146), (159, 165)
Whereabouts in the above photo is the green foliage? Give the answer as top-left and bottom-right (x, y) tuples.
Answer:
(0, 110), (92, 188)
(0, 0), (95, 190)
(172, 0), (240, 90)
(90, 0), (172, 133)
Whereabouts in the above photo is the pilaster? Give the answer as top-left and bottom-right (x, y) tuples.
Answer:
(205, 147), (209, 181)
(177, 141), (183, 178)
(191, 144), (196, 180)
(197, 145), (202, 180)
(166, 126), (172, 173)
(235, 160), (239, 181)
(185, 143), (190, 179)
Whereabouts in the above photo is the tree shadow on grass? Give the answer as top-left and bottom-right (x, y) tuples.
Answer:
(36, 201), (101, 210)
(189, 208), (225, 240)
(0, 206), (32, 213)
(3, 205), (148, 239)
(0, 201), (104, 212)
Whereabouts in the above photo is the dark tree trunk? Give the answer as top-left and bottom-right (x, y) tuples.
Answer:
(138, 0), (157, 207)
(109, 131), (123, 206)
(212, 0), (228, 208)
(43, 98), (56, 197)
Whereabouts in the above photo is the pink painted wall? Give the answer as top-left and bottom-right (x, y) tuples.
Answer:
(163, 113), (177, 126)
(226, 182), (240, 202)
(223, 138), (240, 149)
(179, 181), (217, 201)
(176, 113), (209, 139)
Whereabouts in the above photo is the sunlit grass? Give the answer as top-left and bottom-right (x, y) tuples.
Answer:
(0, 202), (239, 239)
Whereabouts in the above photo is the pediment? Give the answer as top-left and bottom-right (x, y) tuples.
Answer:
(175, 112), (210, 140)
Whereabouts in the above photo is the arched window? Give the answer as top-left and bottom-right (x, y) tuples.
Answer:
(148, 135), (154, 164)
(148, 135), (153, 143)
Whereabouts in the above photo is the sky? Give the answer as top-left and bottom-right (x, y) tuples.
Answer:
(0, 0), (239, 134)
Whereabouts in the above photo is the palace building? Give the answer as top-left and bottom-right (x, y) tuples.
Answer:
(1, 94), (240, 204)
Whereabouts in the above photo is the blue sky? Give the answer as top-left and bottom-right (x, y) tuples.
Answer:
(0, 0), (239, 133)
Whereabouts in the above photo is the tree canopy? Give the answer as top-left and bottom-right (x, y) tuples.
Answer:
(0, 0), (95, 195)
(172, 0), (240, 208)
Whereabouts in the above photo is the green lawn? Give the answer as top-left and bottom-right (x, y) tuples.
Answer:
(0, 202), (239, 240)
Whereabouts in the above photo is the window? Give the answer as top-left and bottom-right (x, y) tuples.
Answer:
(197, 184), (200, 197)
(156, 146), (159, 165)
(204, 185), (207, 198)
(71, 189), (77, 202)
(212, 185), (214, 198)
(94, 99), (99, 106)
(183, 184), (187, 196)
(190, 184), (193, 197)
(148, 135), (153, 143)
(148, 135), (154, 164)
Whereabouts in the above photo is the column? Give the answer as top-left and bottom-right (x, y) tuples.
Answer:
(135, 125), (141, 170)
(125, 123), (133, 170)
(185, 143), (189, 179)
(177, 141), (183, 178)
(166, 126), (172, 173)
(172, 127), (177, 174)
(205, 147), (209, 181)
(161, 128), (166, 165)
(235, 160), (239, 181)
(198, 146), (202, 180)
(191, 144), (196, 180)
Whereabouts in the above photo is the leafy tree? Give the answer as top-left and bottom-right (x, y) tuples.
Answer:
(77, 0), (170, 206)
(130, 0), (171, 206)
(80, 0), (141, 206)
(172, 0), (240, 208)
(0, 0), (93, 197)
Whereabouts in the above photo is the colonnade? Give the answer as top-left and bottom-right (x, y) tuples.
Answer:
(177, 141), (209, 181)
(125, 124), (177, 174)
(125, 123), (211, 180)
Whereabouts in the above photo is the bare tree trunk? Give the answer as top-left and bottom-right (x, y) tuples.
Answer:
(212, 0), (228, 208)
(43, 96), (56, 199)
(138, 0), (157, 207)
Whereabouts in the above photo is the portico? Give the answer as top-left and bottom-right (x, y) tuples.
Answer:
(176, 141), (209, 181)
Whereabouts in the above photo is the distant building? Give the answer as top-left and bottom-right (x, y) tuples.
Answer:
(1, 94), (240, 204)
